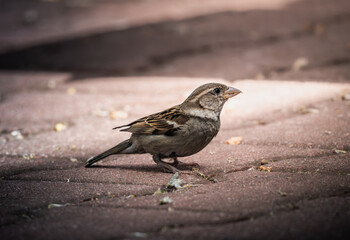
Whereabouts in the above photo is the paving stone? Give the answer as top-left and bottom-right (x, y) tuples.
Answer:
(0, 0), (307, 53)
(226, 100), (350, 149)
(0, 180), (155, 223)
(0, 77), (349, 240)
(91, 171), (350, 213)
(1, 0), (349, 78)
(0, 205), (229, 240)
(144, 13), (350, 80)
(1, 78), (348, 156)
(0, 77), (211, 134)
(148, 196), (350, 240)
(4, 144), (329, 183)
(0, 71), (71, 94)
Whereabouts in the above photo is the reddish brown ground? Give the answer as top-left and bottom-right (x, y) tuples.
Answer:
(0, 0), (350, 239)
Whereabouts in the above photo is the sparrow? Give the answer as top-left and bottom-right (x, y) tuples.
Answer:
(86, 83), (241, 173)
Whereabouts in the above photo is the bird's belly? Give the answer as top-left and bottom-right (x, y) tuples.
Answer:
(134, 119), (219, 157)
(174, 133), (214, 157)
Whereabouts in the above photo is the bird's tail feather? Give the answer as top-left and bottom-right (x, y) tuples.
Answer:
(85, 139), (132, 167)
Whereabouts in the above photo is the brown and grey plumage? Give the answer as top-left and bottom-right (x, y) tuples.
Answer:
(85, 83), (241, 173)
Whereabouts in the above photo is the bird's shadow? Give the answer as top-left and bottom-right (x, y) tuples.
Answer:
(88, 164), (162, 173)
(88, 163), (197, 173)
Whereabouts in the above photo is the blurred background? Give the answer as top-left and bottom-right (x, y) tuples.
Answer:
(0, 0), (349, 81)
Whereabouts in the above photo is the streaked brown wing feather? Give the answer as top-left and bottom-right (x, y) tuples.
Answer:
(113, 106), (189, 135)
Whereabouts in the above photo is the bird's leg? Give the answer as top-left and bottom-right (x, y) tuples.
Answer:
(171, 157), (190, 166)
(153, 154), (180, 173)
(172, 157), (180, 166)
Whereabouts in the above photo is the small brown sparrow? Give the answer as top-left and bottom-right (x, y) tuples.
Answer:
(86, 83), (241, 173)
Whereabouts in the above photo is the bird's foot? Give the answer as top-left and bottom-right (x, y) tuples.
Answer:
(152, 155), (180, 173)
(157, 162), (180, 173)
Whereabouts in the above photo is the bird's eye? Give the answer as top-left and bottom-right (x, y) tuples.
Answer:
(214, 88), (221, 94)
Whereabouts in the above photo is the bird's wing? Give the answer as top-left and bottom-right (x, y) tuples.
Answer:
(113, 106), (189, 135)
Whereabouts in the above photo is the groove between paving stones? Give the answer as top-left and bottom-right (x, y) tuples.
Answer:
(3, 177), (161, 187)
(93, 194), (350, 239)
(3, 177), (349, 229)
(108, 12), (350, 76)
(1, 189), (158, 227)
(1, 95), (340, 160)
(7, 188), (350, 224)
(1, 193), (160, 227)
(151, 212), (265, 234)
(255, 152), (341, 164)
(223, 152), (342, 176)
(85, 179), (350, 213)
(142, 13), (348, 76)
(142, 34), (284, 74)
(261, 57), (350, 78)
(219, 100), (339, 133)
(2, 94), (342, 147)
(270, 168), (350, 176)
(2, 151), (343, 182)
(138, 194), (350, 236)
(8, 10), (347, 76)
(241, 141), (346, 151)
(308, 57), (350, 70)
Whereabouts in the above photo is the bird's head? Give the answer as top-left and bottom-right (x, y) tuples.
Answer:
(183, 83), (241, 113)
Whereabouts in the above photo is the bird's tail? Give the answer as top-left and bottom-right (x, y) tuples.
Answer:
(85, 139), (132, 167)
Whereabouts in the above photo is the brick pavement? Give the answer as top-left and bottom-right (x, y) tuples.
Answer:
(1, 76), (349, 239)
(1, 0), (350, 239)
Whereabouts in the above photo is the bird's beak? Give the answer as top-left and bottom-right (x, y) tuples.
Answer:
(223, 86), (242, 99)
